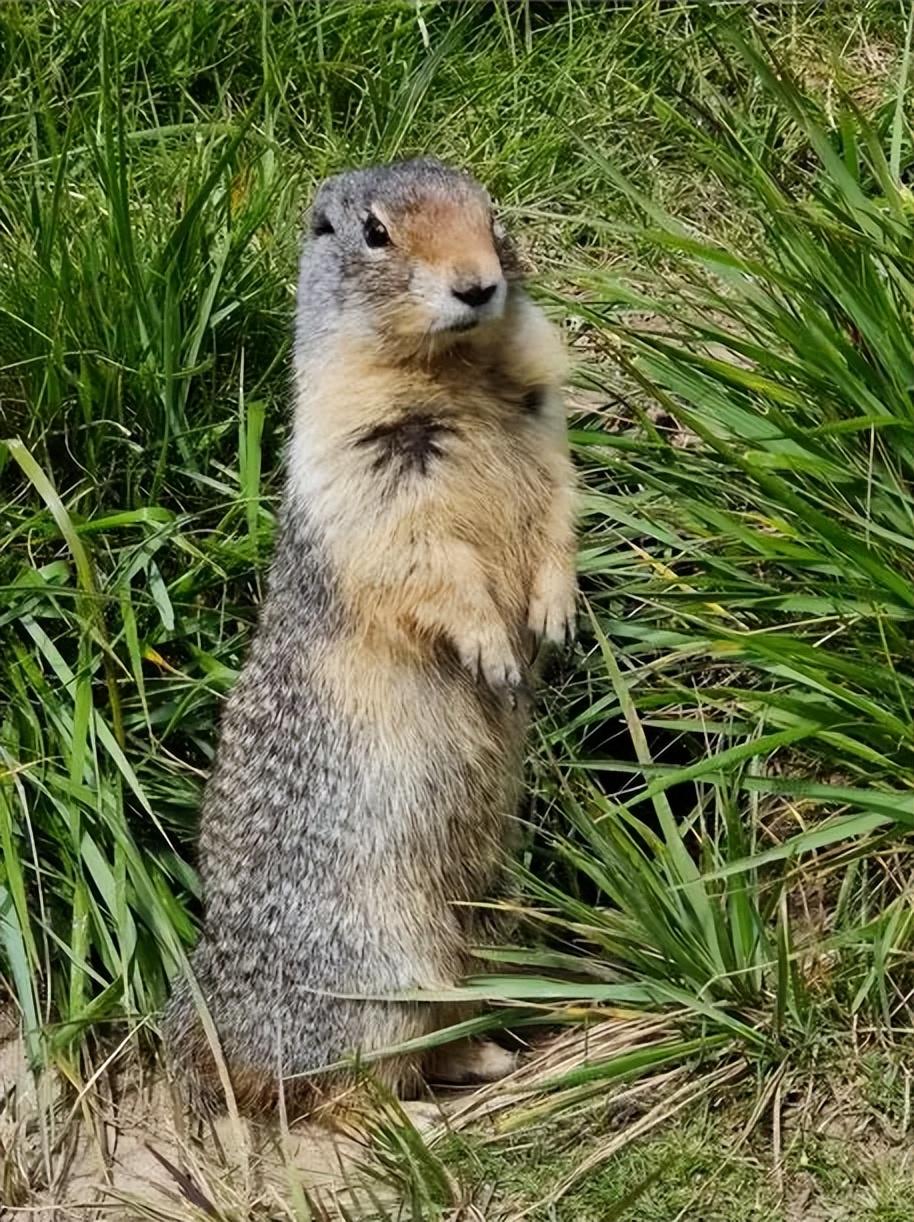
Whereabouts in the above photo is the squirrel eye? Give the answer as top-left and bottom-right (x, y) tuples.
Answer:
(312, 213), (334, 237)
(363, 214), (391, 249)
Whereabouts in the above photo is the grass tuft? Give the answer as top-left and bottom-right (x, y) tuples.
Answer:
(2, 0), (914, 1213)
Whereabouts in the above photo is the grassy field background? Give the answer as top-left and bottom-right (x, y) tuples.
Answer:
(2, 0), (914, 1217)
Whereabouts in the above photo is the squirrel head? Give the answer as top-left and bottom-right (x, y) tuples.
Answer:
(301, 158), (520, 356)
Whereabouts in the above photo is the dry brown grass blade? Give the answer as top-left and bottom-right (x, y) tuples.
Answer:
(141, 1143), (222, 1219)
(441, 1012), (681, 1134)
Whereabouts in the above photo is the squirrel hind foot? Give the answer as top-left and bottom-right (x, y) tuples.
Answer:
(425, 1037), (517, 1086)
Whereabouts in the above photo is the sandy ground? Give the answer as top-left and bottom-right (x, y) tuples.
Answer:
(0, 1018), (451, 1219)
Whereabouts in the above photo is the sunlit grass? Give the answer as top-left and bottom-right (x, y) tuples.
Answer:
(1, 0), (912, 1185)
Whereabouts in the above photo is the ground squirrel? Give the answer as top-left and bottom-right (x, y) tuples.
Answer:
(164, 157), (577, 1116)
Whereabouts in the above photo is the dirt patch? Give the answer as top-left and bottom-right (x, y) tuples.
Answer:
(0, 1020), (449, 1219)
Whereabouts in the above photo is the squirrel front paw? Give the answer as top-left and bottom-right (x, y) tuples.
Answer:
(456, 622), (523, 703)
(528, 561), (577, 648)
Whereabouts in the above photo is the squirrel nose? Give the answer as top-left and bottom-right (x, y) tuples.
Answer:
(452, 282), (498, 309)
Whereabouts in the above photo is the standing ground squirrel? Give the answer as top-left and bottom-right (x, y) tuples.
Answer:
(163, 157), (577, 1115)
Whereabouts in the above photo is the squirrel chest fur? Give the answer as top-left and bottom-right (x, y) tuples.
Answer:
(164, 157), (577, 1115)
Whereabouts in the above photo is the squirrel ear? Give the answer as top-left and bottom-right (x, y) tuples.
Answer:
(310, 176), (341, 237)
(493, 219), (522, 278)
(311, 211), (335, 237)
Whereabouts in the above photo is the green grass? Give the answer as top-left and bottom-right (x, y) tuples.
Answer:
(437, 1065), (914, 1222)
(445, 1102), (780, 1221)
(336, 1047), (914, 1220)
(2, 0), (914, 1213)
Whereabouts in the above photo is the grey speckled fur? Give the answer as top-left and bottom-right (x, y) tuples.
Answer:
(165, 505), (519, 1110)
(163, 158), (570, 1114)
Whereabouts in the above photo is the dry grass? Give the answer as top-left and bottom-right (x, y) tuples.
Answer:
(1, 1007), (731, 1219)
